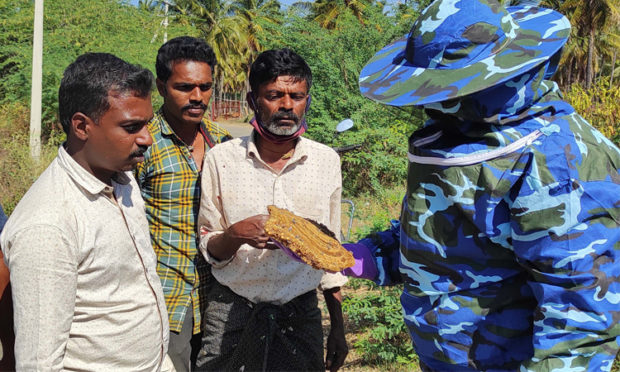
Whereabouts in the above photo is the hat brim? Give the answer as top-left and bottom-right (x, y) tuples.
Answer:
(359, 6), (570, 106)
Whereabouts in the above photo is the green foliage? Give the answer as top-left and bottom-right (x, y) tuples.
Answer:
(563, 78), (620, 145)
(0, 0), (198, 211)
(343, 281), (418, 366)
(539, 0), (619, 89)
(0, 0), (196, 136)
(350, 185), (405, 240)
(257, 4), (425, 195)
(0, 1), (617, 370)
(310, 0), (370, 29)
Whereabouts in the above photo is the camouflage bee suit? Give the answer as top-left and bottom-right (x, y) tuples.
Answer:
(347, 0), (620, 370)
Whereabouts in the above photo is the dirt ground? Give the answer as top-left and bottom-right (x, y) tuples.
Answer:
(215, 118), (253, 138)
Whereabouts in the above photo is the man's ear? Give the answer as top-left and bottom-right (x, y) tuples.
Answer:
(71, 112), (92, 141)
(156, 78), (167, 97)
(246, 91), (257, 112)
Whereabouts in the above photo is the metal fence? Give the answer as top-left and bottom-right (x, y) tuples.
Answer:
(210, 98), (246, 120)
(209, 90), (250, 121)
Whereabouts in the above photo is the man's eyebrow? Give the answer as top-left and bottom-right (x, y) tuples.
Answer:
(175, 80), (212, 85)
(264, 89), (306, 94)
(120, 117), (151, 125)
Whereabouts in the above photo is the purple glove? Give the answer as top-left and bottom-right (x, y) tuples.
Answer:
(341, 243), (378, 280)
(269, 238), (304, 263)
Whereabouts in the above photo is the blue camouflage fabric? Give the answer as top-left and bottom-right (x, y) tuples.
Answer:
(354, 1), (620, 370)
(359, 0), (570, 106)
(357, 63), (620, 370)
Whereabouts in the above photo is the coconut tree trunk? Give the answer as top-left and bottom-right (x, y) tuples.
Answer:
(586, 26), (595, 89)
(217, 75), (224, 116)
(610, 50), (617, 88)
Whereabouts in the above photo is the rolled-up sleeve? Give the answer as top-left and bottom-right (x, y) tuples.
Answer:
(5, 225), (77, 371)
(319, 271), (348, 290)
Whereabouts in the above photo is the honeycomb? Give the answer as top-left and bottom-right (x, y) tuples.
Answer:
(264, 205), (355, 272)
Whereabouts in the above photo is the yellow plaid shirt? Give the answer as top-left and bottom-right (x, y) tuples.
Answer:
(135, 109), (231, 333)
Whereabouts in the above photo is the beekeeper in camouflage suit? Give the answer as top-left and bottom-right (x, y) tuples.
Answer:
(341, 0), (620, 370)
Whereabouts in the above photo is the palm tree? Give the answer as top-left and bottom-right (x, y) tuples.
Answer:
(607, 28), (620, 87)
(231, 0), (281, 54)
(593, 27), (620, 86)
(137, 0), (166, 12)
(230, 0), (282, 78)
(546, 0), (620, 88)
(311, 0), (371, 29)
(172, 0), (250, 93)
(230, 0), (282, 116)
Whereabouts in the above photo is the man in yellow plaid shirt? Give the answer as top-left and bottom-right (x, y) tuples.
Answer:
(135, 36), (231, 372)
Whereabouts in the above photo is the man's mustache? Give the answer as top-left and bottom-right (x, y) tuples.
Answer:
(130, 145), (148, 158)
(182, 103), (208, 111)
(270, 111), (300, 123)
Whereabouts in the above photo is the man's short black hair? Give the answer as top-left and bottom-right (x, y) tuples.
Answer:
(156, 36), (217, 82)
(58, 52), (154, 134)
(249, 48), (312, 93)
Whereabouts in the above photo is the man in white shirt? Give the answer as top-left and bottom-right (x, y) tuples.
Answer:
(0, 53), (170, 371)
(196, 48), (348, 371)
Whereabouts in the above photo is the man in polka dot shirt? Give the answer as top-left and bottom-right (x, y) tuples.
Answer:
(195, 48), (348, 372)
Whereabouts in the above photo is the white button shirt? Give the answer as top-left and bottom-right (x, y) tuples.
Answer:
(198, 133), (347, 304)
(1, 146), (169, 371)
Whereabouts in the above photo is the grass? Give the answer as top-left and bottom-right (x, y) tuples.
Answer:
(342, 185), (404, 242)
(0, 103), (59, 214)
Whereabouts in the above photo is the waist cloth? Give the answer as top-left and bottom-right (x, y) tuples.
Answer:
(195, 278), (323, 371)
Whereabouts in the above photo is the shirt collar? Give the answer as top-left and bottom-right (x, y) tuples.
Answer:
(154, 108), (176, 137)
(57, 145), (130, 196)
(246, 130), (310, 165)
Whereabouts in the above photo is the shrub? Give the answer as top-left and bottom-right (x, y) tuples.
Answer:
(343, 280), (418, 366)
(563, 79), (620, 145)
(0, 0), (195, 138)
(341, 188), (416, 368)
(0, 103), (58, 213)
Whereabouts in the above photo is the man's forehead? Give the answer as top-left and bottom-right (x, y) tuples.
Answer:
(260, 75), (307, 91)
(104, 91), (153, 118)
(108, 90), (151, 101)
(169, 60), (212, 77)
